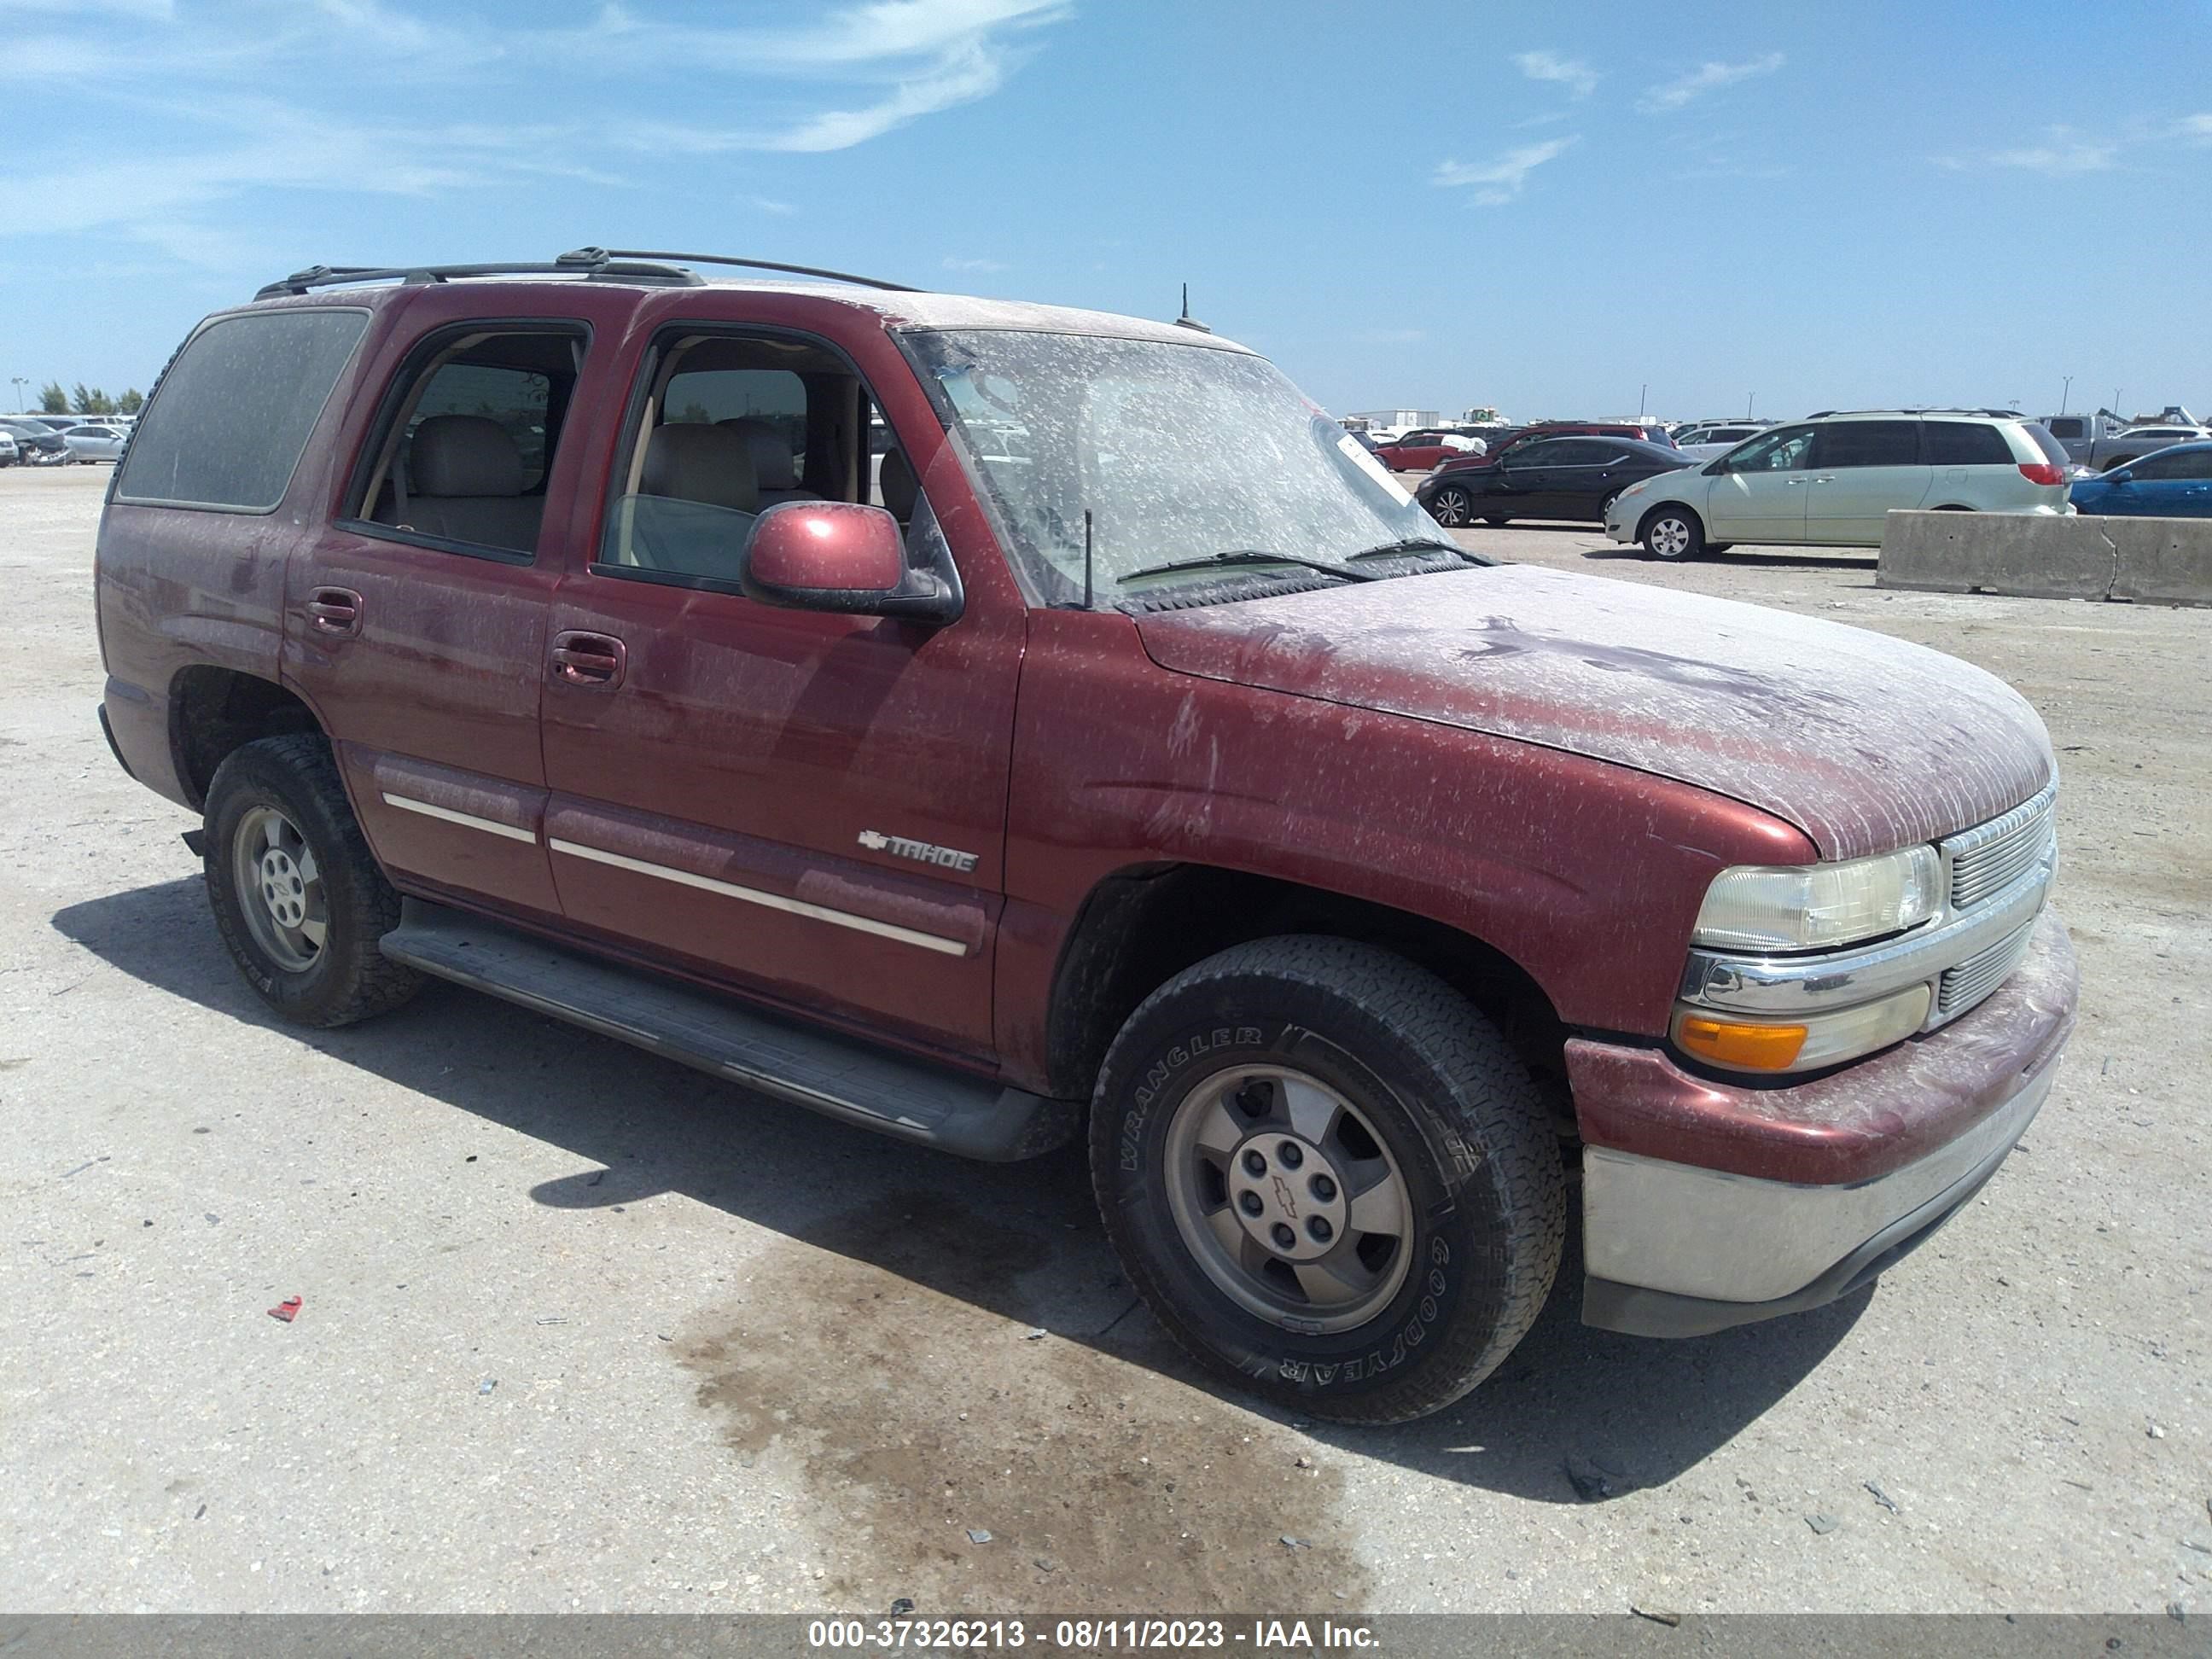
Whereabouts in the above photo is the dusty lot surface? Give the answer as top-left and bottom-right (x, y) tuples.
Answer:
(1, 465), (2206, 1615)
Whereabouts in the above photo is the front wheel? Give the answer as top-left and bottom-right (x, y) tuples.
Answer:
(1639, 504), (1704, 561)
(1091, 938), (1566, 1424)
(1427, 486), (1474, 527)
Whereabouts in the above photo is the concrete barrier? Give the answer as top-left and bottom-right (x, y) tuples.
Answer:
(1878, 510), (2212, 607)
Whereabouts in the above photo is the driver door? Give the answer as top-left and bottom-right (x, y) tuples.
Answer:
(537, 329), (1022, 1057)
(1706, 422), (1815, 544)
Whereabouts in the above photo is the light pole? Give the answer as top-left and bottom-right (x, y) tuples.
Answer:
(1746, 391), (1756, 420)
(8, 376), (25, 413)
(2059, 375), (2073, 416)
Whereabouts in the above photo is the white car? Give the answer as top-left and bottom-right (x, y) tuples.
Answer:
(61, 424), (129, 463)
(1672, 421), (1773, 462)
(1604, 410), (2075, 559)
(0, 430), (17, 467)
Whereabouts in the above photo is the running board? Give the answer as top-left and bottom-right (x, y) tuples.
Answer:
(379, 899), (1078, 1161)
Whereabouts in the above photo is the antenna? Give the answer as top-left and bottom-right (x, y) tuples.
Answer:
(1173, 282), (1212, 334)
(1082, 509), (1094, 610)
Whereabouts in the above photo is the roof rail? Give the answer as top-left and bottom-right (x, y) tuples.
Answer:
(568, 247), (919, 293)
(254, 255), (704, 300)
(1803, 406), (2025, 421)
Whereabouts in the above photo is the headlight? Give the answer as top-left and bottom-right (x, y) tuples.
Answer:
(1692, 846), (1941, 952)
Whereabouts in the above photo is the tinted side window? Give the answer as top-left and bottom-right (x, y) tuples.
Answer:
(2046, 417), (2084, 439)
(2130, 448), (2212, 480)
(1509, 440), (1564, 466)
(1813, 420), (1919, 469)
(1924, 422), (2014, 466)
(116, 308), (367, 511)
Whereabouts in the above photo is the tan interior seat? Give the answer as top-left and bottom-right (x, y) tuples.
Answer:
(616, 422), (760, 579)
(877, 447), (919, 525)
(717, 417), (819, 507)
(388, 415), (543, 551)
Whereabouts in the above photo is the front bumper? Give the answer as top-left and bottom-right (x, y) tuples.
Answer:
(1603, 502), (1636, 542)
(1572, 909), (2076, 1336)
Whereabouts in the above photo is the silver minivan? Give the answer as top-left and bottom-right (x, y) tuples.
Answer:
(1605, 410), (2074, 559)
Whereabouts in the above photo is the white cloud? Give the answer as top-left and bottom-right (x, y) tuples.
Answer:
(1434, 137), (1577, 206)
(750, 197), (799, 217)
(2182, 113), (2212, 139)
(1512, 50), (1597, 100)
(941, 255), (1006, 271)
(1938, 128), (2118, 176)
(764, 36), (1015, 151)
(1638, 52), (1784, 113)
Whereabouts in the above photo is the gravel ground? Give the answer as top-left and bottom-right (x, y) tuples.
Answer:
(1, 464), (2205, 1615)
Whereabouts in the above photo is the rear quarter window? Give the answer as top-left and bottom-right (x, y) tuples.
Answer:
(1924, 422), (2017, 466)
(114, 307), (369, 512)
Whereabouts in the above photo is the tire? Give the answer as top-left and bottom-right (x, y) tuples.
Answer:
(1427, 486), (1475, 528)
(202, 733), (421, 1027)
(1639, 504), (1704, 561)
(1932, 504), (1973, 512)
(2099, 456), (2133, 473)
(1482, 516), (1511, 527)
(1090, 937), (1566, 1425)
(1706, 543), (1734, 554)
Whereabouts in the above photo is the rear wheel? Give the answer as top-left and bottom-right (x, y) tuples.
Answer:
(1091, 937), (1566, 1424)
(203, 734), (421, 1027)
(1639, 504), (1704, 561)
(1482, 516), (1511, 527)
(1427, 486), (1475, 528)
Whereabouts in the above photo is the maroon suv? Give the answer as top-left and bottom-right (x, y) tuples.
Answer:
(93, 249), (2076, 1423)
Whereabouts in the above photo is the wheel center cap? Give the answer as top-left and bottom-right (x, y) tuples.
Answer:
(1229, 1132), (1348, 1261)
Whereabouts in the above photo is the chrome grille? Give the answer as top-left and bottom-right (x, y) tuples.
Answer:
(1938, 919), (2037, 1016)
(1944, 783), (2058, 911)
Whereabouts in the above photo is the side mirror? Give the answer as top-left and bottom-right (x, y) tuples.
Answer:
(2107, 470), (2133, 484)
(741, 501), (961, 624)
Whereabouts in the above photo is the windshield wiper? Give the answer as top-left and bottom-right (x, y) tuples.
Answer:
(1345, 536), (1481, 562)
(1117, 550), (1379, 585)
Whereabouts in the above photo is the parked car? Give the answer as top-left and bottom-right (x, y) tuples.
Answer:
(0, 417), (71, 463)
(1417, 435), (1691, 527)
(60, 423), (128, 463)
(1429, 420), (1676, 486)
(0, 430), (16, 467)
(1370, 427), (1482, 471)
(2041, 411), (2212, 472)
(1673, 421), (1773, 461)
(95, 250), (2075, 1424)
(1604, 410), (2074, 559)
(2065, 440), (2212, 517)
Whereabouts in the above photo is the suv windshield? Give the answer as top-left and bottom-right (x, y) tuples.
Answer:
(904, 329), (1445, 604)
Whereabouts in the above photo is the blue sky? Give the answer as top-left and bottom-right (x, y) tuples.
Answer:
(3, 0), (2209, 422)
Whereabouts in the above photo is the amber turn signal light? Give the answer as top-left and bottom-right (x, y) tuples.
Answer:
(1673, 1015), (1809, 1072)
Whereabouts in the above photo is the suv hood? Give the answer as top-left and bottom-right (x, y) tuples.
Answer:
(1134, 565), (2052, 859)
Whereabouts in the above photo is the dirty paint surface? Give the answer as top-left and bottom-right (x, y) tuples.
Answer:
(1138, 564), (2056, 860)
(681, 1191), (1368, 1613)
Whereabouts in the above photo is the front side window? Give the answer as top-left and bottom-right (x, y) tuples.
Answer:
(2046, 417), (2084, 439)
(116, 307), (368, 512)
(1725, 424), (1815, 472)
(1811, 421), (1920, 469)
(597, 333), (882, 587)
(905, 329), (1444, 605)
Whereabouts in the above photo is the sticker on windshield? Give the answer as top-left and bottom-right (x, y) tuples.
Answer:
(1338, 433), (1415, 505)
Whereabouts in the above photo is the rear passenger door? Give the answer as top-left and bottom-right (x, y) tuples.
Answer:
(1805, 419), (1930, 544)
(537, 323), (1021, 1058)
(285, 315), (593, 923)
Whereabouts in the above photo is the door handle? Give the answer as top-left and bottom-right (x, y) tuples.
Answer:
(1809, 475), (1835, 485)
(306, 587), (363, 637)
(551, 630), (626, 689)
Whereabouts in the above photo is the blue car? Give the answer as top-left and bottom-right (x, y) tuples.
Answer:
(2068, 440), (2212, 517)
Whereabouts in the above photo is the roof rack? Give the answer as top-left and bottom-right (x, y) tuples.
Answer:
(253, 246), (918, 302)
(255, 255), (704, 300)
(573, 247), (918, 293)
(1803, 407), (2025, 420)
